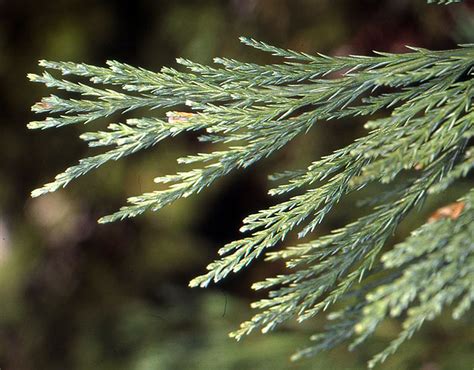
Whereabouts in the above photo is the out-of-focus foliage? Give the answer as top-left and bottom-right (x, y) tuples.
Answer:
(1, 1), (474, 369)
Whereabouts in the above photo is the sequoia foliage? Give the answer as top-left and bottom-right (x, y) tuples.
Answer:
(29, 0), (472, 367)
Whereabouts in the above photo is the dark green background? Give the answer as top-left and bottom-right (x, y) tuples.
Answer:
(0, 1), (473, 369)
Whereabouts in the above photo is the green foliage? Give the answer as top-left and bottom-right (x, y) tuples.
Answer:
(428, 0), (463, 4)
(29, 7), (473, 368)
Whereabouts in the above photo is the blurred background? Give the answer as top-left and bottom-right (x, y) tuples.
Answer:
(0, 0), (473, 369)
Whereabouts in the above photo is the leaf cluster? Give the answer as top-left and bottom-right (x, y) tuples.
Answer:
(29, 6), (473, 367)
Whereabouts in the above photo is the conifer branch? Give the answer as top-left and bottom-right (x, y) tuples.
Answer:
(29, 20), (473, 367)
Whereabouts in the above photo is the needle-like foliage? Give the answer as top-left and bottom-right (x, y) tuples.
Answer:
(29, 1), (472, 367)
